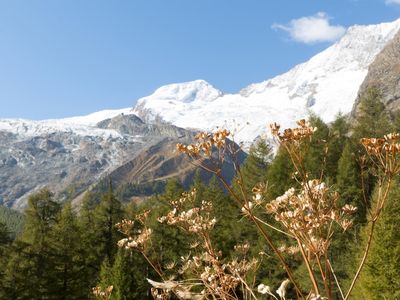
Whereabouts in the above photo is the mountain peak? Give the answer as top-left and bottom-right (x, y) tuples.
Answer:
(133, 19), (400, 144)
(144, 79), (222, 103)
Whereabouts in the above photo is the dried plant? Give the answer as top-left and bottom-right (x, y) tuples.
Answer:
(94, 120), (400, 300)
(114, 189), (261, 300)
(174, 120), (400, 299)
(344, 133), (400, 299)
(92, 285), (113, 300)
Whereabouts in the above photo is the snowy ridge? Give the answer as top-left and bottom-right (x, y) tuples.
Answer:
(134, 19), (400, 144)
(1, 19), (399, 145)
(0, 108), (135, 138)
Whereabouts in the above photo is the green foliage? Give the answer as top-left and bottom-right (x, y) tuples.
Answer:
(352, 88), (392, 141)
(337, 143), (365, 223)
(355, 180), (400, 299)
(94, 180), (125, 263)
(2, 189), (60, 299)
(98, 249), (149, 300)
(325, 113), (350, 182)
(207, 176), (241, 255)
(21, 188), (60, 244)
(238, 138), (272, 193)
(2, 99), (400, 298)
(304, 114), (330, 179)
(0, 206), (25, 238)
(50, 202), (88, 299)
(116, 181), (166, 202)
(266, 147), (294, 199)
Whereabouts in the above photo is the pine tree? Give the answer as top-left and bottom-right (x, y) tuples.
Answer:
(355, 180), (400, 299)
(94, 179), (124, 264)
(235, 138), (272, 194)
(0, 221), (11, 297)
(349, 88), (393, 218)
(304, 114), (330, 179)
(0, 221), (10, 253)
(336, 143), (365, 223)
(77, 182), (124, 292)
(326, 113), (350, 182)
(21, 188), (60, 245)
(111, 249), (149, 300)
(144, 177), (187, 266)
(160, 178), (184, 201)
(352, 88), (392, 141)
(50, 202), (87, 299)
(2, 189), (60, 299)
(266, 147), (294, 199)
(78, 191), (103, 290)
(206, 176), (240, 255)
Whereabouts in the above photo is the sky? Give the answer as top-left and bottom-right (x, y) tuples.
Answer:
(0, 0), (399, 119)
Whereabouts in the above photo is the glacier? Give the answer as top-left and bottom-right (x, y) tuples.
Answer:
(1, 19), (400, 147)
(134, 19), (400, 145)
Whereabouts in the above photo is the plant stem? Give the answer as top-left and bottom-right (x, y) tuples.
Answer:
(344, 178), (392, 299)
(297, 239), (320, 296)
(327, 259), (344, 300)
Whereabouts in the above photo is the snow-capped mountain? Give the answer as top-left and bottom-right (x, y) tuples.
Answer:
(1, 18), (400, 209)
(0, 108), (136, 138)
(0, 113), (201, 209)
(2, 19), (399, 145)
(134, 19), (400, 144)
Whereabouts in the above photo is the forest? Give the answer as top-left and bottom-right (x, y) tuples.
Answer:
(0, 88), (399, 299)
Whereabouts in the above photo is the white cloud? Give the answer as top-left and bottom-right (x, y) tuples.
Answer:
(385, 0), (400, 5)
(272, 12), (346, 44)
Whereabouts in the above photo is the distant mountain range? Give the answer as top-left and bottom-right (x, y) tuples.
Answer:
(134, 19), (400, 143)
(1, 18), (400, 209)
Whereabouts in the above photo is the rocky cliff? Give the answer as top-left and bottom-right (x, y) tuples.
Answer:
(0, 114), (197, 209)
(352, 29), (400, 118)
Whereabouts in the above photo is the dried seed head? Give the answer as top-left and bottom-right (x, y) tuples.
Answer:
(270, 120), (317, 143)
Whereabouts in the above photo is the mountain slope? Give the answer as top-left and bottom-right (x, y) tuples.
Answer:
(0, 114), (196, 209)
(352, 26), (400, 117)
(1, 18), (399, 209)
(134, 19), (400, 144)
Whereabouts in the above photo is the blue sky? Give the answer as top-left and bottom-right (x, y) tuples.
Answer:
(0, 0), (399, 119)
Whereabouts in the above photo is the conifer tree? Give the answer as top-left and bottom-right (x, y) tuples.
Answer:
(304, 114), (330, 179)
(352, 88), (392, 141)
(235, 138), (272, 194)
(326, 113), (350, 182)
(94, 179), (124, 264)
(149, 180), (189, 269)
(0, 221), (11, 297)
(206, 176), (240, 255)
(355, 180), (400, 299)
(266, 147), (294, 199)
(50, 202), (87, 299)
(349, 88), (393, 216)
(110, 249), (149, 300)
(191, 169), (206, 202)
(3, 189), (60, 299)
(78, 191), (103, 290)
(337, 143), (365, 223)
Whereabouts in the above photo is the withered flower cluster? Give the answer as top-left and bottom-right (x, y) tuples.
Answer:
(148, 253), (258, 300)
(270, 119), (317, 143)
(116, 211), (152, 251)
(265, 180), (357, 255)
(176, 129), (230, 158)
(360, 133), (400, 175)
(157, 189), (217, 233)
(92, 285), (113, 300)
(147, 189), (259, 299)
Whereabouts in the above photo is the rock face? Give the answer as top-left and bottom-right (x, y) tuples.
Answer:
(0, 114), (197, 209)
(352, 29), (400, 117)
(3, 19), (399, 209)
